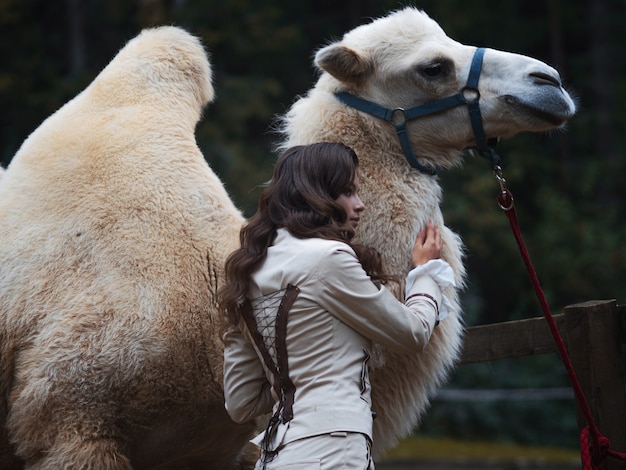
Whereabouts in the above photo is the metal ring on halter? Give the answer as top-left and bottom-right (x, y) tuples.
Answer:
(391, 108), (407, 127)
(461, 87), (480, 104)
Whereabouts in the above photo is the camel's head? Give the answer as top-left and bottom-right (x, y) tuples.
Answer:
(314, 7), (576, 167)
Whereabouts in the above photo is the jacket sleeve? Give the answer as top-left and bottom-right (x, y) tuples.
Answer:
(314, 244), (443, 354)
(223, 325), (275, 424)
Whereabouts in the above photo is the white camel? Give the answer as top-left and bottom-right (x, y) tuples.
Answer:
(0, 7), (575, 469)
(278, 7), (575, 453)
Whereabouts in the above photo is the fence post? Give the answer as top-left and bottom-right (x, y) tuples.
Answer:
(563, 299), (626, 470)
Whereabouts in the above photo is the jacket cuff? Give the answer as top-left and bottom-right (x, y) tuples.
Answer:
(405, 259), (456, 321)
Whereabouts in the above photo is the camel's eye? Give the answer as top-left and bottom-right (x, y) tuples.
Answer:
(418, 58), (452, 79)
(422, 63), (443, 76)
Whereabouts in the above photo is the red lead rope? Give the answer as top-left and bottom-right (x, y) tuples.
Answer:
(494, 170), (626, 469)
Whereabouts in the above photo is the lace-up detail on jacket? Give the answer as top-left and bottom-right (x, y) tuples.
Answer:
(240, 284), (300, 465)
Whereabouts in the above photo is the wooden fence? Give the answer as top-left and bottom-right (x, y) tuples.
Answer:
(459, 299), (626, 470)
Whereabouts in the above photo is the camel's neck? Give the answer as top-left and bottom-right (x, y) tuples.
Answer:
(279, 86), (466, 172)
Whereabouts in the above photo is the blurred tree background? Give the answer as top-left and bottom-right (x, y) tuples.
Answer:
(1, 0), (624, 451)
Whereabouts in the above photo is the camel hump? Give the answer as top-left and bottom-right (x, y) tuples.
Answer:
(89, 25), (214, 115)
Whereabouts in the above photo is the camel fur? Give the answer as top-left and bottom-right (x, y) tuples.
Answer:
(0, 8), (575, 469)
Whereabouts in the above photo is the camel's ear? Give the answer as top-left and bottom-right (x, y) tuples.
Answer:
(315, 44), (373, 84)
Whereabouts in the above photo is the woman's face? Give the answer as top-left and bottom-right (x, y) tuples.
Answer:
(335, 175), (365, 229)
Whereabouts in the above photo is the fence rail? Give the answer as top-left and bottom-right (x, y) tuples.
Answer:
(459, 299), (626, 470)
(434, 387), (574, 401)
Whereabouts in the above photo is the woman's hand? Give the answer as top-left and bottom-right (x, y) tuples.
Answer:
(412, 223), (443, 267)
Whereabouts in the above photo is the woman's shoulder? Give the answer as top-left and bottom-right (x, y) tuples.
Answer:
(277, 228), (354, 253)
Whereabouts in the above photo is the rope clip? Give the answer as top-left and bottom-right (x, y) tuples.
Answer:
(493, 165), (514, 211)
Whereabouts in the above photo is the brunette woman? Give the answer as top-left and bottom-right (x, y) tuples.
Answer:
(220, 142), (454, 469)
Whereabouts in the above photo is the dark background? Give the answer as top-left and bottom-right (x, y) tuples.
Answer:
(1, 0), (624, 449)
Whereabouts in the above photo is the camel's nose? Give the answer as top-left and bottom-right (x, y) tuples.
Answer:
(529, 71), (562, 88)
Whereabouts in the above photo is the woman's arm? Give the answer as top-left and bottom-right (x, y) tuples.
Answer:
(315, 225), (453, 353)
(223, 326), (275, 424)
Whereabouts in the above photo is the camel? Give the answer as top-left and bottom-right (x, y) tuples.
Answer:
(0, 7), (575, 469)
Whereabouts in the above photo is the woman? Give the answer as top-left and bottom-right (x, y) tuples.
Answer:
(220, 142), (454, 469)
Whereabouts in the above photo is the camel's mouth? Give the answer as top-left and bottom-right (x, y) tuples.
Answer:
(501, 94), (574, 128)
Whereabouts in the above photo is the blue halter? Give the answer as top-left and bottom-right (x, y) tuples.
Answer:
(334, 47), (500, 175)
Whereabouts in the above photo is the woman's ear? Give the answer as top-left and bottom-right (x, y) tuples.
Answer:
(314, 44), (373, 85)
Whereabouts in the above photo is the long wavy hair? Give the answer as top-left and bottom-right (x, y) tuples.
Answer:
(219, 142), (394, 329)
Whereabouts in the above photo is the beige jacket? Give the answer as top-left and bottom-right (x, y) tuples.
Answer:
(223, 228), (450, 451)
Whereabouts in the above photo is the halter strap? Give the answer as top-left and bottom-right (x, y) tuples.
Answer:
(334, 47), (501, 175)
